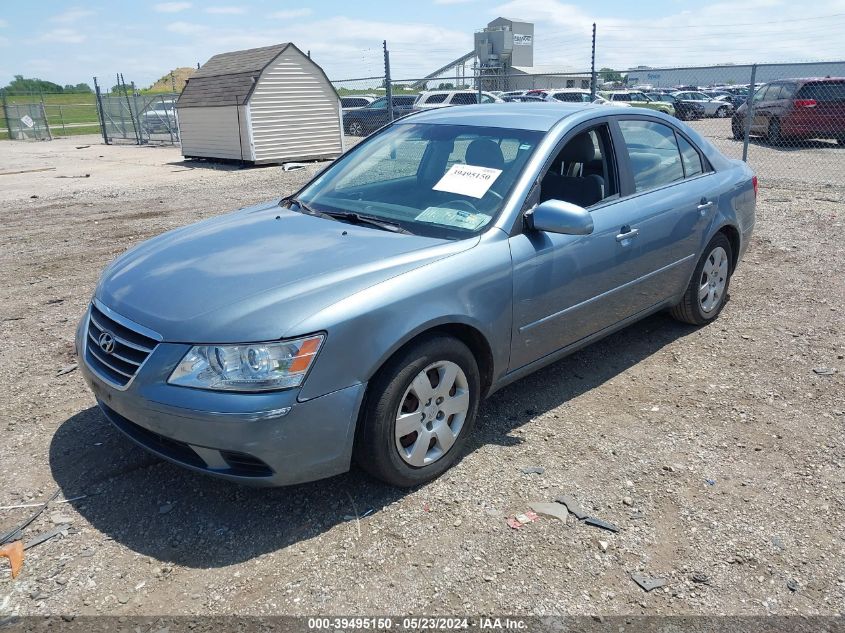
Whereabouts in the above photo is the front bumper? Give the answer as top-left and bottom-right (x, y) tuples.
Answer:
(75, 306), (366, 486)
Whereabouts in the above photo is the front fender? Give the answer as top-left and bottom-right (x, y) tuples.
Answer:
(291, 231), (514, 401)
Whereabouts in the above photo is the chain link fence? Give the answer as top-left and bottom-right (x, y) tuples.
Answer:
(1, 101), (52, 140)
(332, 61), (845, 185)
(98, 93), (180, 145)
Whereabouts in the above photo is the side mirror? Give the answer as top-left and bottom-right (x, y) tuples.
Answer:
(526, 199), (594, 235)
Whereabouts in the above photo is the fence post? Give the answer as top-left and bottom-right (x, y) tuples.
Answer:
(590, 22), (597, 100)
(742, 64), (757, 162)
(383, 40), (393, 123)
(93, 77), (110, 145)
(1, 91), (13, 140)
(120, 73), (141, 145)
(40, 103), (52, 140)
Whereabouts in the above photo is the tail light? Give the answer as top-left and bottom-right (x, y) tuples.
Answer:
(752, 176), (758, 198)
(793, 99), (817, 108)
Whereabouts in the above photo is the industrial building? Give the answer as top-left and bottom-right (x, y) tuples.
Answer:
(625, 61), (845, 89)
(177, 43), (344, 165)
(416, 17), (590, 92)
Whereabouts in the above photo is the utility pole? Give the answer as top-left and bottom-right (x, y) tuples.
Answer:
(590, 22), (597, 101)
(383, 40), (394, 122)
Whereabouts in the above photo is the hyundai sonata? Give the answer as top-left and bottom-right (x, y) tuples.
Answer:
(77, 103), (756, 487)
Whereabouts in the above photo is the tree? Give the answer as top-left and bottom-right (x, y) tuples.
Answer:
(2, 75), (64, 95)
(599, 67), (623, 83)
(438, 82), (455, 89)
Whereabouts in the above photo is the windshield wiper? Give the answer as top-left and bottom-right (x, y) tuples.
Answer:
(282, 196), (326, 218)
(321, 210), (413, 234)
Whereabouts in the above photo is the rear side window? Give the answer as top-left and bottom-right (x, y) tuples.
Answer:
(796, 81), (845, 102)
(424, 93), (448, 104)
(450, 93), (477, 105)
(618, 120), (684, 192)
(677, 135), (704, 178)
(613, 93), (631, 101)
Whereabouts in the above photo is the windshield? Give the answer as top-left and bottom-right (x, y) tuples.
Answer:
(295, 123), (544, 239)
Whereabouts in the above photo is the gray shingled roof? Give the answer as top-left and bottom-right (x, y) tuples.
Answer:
(178, 43), (291, 108)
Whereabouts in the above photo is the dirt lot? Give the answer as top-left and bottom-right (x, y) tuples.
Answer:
(0, 133), (843, 619)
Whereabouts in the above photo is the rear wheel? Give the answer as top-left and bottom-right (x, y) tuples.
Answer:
(347, 121), (364, 136)
(670, 233), (733, 326)
(354, 335), (480, 487)
(766, 118), (783, 145)
(732, 118), (744, 140)
(716, 105), (729, 118)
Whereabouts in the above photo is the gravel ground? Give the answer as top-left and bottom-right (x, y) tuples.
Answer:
(0, 133), (843, 618)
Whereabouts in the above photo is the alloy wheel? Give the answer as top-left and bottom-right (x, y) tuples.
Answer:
(394, 360), (470, 467)
(698, 246), (729, 314)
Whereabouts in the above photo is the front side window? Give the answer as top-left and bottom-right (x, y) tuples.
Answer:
(566, 80), (575, 88)
(629, 93), (648, 102)
(618, 119), (684, 192)
(613, 93), (631, 102)
(480, 94), (496, 103)
(296, 123), (543, 239)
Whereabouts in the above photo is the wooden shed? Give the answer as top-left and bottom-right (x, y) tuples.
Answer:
(176, 43), (345, 164)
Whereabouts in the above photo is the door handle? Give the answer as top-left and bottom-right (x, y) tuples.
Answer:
(616, 227), (639, 242)
(697, 200), (714, 216)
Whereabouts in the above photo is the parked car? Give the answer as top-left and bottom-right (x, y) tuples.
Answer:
(340, 95), (376, 111)
(139, 98), (177, 135)
(342, 95), (417, 136)
(78, 103), (756, 488)
(546, 89), (631, 107)
(644, 93), (704, 121)
(414, 90), (503, 109)
(600, 91), (675, 116)
(731, 77), (845, 144)
(503, 95), (547, 102)
(672, 91), (734, 118)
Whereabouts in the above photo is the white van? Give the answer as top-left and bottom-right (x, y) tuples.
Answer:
(414, 90), (503, 109)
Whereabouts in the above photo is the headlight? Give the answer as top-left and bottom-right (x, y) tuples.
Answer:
(167, 335), (324, 392)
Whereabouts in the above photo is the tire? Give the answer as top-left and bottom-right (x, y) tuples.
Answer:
(716, 106), (729, 118)
(347, 121), (364, 136)
(670, 233), (733, 326)
(731, 118), (744, 140)
(766, 118), (783, 145)
(354, 335), (481, 487)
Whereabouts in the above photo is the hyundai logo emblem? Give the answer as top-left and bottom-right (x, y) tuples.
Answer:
(98, 331), (116, 354)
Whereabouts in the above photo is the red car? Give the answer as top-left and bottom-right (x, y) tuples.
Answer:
(731, 78), (845, 144)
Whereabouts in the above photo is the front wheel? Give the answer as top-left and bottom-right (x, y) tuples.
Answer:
(670, 233), (733, 326)
(716, 106), (729, 118)
(354, 335), (480, 487)
(732, 118), (744, 140)
(347, 121), (364, 136)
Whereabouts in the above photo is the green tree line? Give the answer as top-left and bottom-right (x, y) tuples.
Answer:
(2, 75), (92, 95)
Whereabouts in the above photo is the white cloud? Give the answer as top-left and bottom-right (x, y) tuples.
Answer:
(153, 2), (192, 13)
(205, 6), (246, 14)
(39, 28), (86, 44)
(50, 8), (95, 23)
(166, 21), (208, 34)
(268, 8), (313, 20)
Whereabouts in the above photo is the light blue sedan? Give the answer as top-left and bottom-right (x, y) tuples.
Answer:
(76, 103), (756, 487)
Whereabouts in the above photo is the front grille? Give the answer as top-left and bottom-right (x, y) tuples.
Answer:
(85, 304), (157, 388)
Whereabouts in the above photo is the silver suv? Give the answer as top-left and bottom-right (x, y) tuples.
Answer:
(415, 90), (502, 109)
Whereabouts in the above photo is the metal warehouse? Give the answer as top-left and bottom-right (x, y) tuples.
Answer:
(177, 43), (345, 164)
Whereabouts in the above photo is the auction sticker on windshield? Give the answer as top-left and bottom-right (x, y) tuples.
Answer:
(415, 206), (491, 231)
(433, 164), (502, 199)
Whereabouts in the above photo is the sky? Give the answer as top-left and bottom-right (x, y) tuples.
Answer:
(1, 0), (845, 88)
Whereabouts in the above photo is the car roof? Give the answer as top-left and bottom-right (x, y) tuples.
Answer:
(402, 102), (601, 131)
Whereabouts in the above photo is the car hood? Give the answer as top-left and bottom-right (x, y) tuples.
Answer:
(96, 200), (478, 342)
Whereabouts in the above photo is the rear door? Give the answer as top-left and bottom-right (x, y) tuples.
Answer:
(751, 84), (779, 132)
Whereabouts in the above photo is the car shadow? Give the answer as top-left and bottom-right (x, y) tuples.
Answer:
(49, 311), (698, 569)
